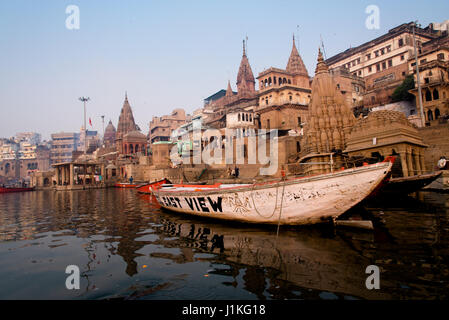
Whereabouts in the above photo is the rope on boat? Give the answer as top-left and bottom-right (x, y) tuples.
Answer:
(250, 177), (286, 222)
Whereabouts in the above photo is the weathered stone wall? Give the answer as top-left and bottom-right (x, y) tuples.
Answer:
(419, 123), (449, 170)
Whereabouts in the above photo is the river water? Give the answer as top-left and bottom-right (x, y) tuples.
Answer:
(0, 188), (448, 300)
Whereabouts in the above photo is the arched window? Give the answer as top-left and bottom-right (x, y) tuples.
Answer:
(433, 89), (439, 100)
(238, 113), (241, 121)
(279, 77), (282, 85)
(245, 114), (248, 121)
(296, 141), (301, 153)
(273, 77), (276, 85)
(129, 144), (134, 153)
(249, 114), (252, 122)
(427, 109), (434, 121)
(288, 79), (291, 84)
(425, 90), (432, 101)
(435, 108), (441, 119)
(124, 144), (128, 154)
(135, 145), (139, 153)
(268, 77), (272, 86)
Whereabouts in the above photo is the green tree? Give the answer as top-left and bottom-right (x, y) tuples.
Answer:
(391, 75), (415, 102)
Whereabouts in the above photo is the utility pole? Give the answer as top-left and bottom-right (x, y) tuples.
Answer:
(412, 22), (425, 127)
(79, 97), (90, 155)
(101, 115), (105, 145)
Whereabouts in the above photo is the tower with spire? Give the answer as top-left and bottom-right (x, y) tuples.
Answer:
(116, 92), (139, 154)
(300, 48), (356, 175)
(236, 40), (255, 95)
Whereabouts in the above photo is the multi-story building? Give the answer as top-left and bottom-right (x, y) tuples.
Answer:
(256, 37), (311, 132)
(326, 22), (440, 108)
(408, 34), (449, 125)
(50, 132), (79, 164)
(149, 108), (189, 144)
(15, 132), (41, 145)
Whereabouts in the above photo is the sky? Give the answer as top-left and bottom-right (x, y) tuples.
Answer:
(0, 0), (448, 140)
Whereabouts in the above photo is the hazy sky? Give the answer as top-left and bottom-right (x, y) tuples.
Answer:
(1, 0), (448, 140)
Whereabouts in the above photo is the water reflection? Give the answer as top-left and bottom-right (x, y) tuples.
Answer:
(0, 189), (448, 299)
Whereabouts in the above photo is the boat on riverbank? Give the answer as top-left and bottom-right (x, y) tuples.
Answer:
(0, 186), (35, 194)
(153, 158), (394, 225)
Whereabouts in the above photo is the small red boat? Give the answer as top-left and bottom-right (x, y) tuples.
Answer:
(135, 178), (171, 194)
(0, 186), (35, 193)
(114, 183), (138, 188)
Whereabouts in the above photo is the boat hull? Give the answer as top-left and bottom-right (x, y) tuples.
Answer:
(114, 183), (138, 188)
(154, 161), (393, 225)
(0, 187), (35, 194)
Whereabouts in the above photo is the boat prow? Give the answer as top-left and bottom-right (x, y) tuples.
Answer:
(153, 160), (394, 226)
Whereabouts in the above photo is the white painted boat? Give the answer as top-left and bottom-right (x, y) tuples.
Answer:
(153, 160), (394, 226)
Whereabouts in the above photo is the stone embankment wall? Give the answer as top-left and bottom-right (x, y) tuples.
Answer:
(419, 123), (449, 171)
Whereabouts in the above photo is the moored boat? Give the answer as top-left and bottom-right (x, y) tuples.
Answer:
(153, 158), (394, 226)
(114, 182), (138, 188)
(0, 186), (35, 194)
(135, 178), (172, 194)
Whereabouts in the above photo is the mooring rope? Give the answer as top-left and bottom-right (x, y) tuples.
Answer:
(250, 177), (287, 223)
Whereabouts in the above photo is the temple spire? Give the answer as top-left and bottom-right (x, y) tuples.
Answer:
(237, 40), (255, 94)
(226, 80), (233, 97)
(286, 36), (309, 76)
(315, 47), (329, 75)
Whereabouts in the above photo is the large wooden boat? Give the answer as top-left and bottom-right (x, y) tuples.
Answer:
(153, 159), (394, 226)
(0, 186), (35, 194)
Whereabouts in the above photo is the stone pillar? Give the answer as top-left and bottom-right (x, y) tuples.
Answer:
(69, 163), (74, 186)
(101, 164), (105, 185)
(413, 151), (421, 175)
(419, 152), (426, 173)
(400, 152), (409, 177)
(406, 152), (414, 177)
(61, 166), (66, 185)
(55, 167), (60, 186)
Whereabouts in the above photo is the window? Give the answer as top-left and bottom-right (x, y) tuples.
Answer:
(376, 64), (380, 72)
(382, 62), (386, 70)
(398, 38), (404, 47)
(267, 119), (270, 129)
(437, 53), (445, 60)
(366, 54), (371, 60)
(375, 50), (379, 57)
(357, 58), (361, 64)
(368, 66), (372, 73)
(388, 59), (393, 67)
(297, 117), (302, 127)
(401, 55), (405, 61)
(380, 48), (385, 55)
(387, 45), (391, 52)
(358, 70), (362, 76)
(420, 59), (427, 64)
(433, 89), (439, 100)
(425, 90), (432, 101)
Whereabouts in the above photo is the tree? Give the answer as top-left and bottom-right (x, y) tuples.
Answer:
(391, 75), (415, 102)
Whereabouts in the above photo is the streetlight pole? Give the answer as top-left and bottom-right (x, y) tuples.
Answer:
(101, 115), (105, 146)
(79, 97), (90, 155)
(412, 22), (425, 127)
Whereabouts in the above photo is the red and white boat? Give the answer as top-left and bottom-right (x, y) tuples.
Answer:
(153, 158), (394, 226)
(0, 186), (35, 194)
(135, 178), (171, 194)
(114, 182), (138, 188)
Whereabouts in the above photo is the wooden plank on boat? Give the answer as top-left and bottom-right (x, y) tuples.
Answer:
(335, 220), (374, 230)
